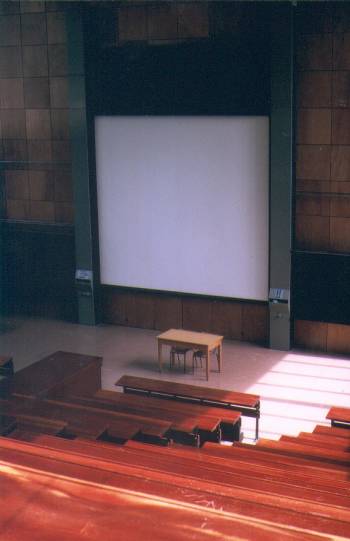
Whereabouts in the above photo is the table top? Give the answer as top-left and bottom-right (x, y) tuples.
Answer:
(157, 329), (223, 347)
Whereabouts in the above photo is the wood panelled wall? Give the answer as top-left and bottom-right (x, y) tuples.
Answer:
(102, 287), (268, 345)
(294, 3), (350, 354)
(0, 0), (73, 224)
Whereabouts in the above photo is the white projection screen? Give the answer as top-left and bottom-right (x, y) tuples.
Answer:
(95, 116), (269, 301)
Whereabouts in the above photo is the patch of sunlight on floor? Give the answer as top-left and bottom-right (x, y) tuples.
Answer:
(283, 352), (350, 369)
(243, 350), (350, 441)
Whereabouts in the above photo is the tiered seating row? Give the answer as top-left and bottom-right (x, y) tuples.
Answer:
(2, 393), (241, 447)
(314, 423), (350, 439)
(2, 353), (244, 446)
(1, 396), (172, 444)
(70, 389), (241, 443)
(250, 415), (350, 461)
(1, 432), (350, 540)
(326, 406), (350, 428)
(1, 350), (349, 540)
(11, 350), (102, 399)
(1, 440), (329, 541)
(116, 374), (260, 439)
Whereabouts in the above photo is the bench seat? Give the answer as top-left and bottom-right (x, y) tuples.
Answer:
(68, 394), (221, 443)
(3, 396), (172, 444)
(326, 407), (350, 428)
(282, 432), (350, 452)
(1, 436), (350, 539)
(116, 374), (259, 439)
(2, 439), (343, 541)
(202, 441), (350, 476)
(3, 432), (349, 510)
(313, 424), (350, 439)
(70, 390), (241, 442)
(255, 438), (350, 467)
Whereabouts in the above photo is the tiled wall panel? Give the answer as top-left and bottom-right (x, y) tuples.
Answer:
(0, 1), (73, 225)
(297, 109), (331, 145)
(297, 71), (332, 108)
(23, 77), (50, 108)
(295, 214), (330, 251)
(294, 3), (350, 352)
(296, 145), (331, 180)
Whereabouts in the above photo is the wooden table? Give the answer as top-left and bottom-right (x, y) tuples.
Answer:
(157, 329), (223, 381)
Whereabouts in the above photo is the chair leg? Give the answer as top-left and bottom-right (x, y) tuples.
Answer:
(192, 350), (204, 373)
(170, 347), (189, 372)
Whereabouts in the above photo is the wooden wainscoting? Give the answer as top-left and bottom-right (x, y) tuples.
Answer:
(294, 319), (350, 355)
(101, 286), (268, 345)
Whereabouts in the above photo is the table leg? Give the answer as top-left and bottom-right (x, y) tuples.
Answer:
(158, 340), (162, 373)
(217, 341), (222, 372)
(206, 345), (210, 381)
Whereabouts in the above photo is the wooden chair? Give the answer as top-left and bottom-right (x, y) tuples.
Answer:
(170, 347), (190, 372)
(192, 348), (219, 373)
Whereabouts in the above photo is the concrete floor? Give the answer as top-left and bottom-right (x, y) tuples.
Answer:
(1, 315), (349, 442)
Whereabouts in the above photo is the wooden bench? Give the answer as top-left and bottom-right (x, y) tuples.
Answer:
(297, 431), (350, 449)
(14, 414), (68, 436)
(255, 438), (350, 467)
(326, 406), (350, 429)
(313, 424), (350, 439)
(67, 394), (215, 446)
(116, 374), (260, 439)
(45, 398), (172, 444)
(12, 350), (102, 400)
(202, 441), (350, 476)
(2, 395), (172, 444)
(2, 439), (343, 541)
(1, 436), (350, 538)
(279, 434), (350, 452)
(4, 429), (40, 441)
(6, 432), (350, 498)
(5, 432), (350, 511)
(126, 440), (350, 496)
(69, 390), (241, 443)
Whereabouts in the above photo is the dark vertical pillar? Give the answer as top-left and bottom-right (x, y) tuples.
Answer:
(269, 4), (294, 350)
(66, 5), (99, 325)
